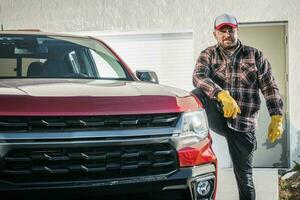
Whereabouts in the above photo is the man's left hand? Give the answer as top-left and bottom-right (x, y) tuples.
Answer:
(267, 115), (283, 143)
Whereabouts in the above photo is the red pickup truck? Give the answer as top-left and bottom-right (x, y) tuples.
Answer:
(0, 31), (217, 200)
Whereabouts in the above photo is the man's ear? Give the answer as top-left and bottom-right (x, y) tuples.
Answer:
(213, 31), (217, 39)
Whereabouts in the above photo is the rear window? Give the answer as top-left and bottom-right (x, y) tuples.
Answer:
(0, 34), (131, 80)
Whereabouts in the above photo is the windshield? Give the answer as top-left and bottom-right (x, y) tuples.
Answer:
(0, 34), (132, 80)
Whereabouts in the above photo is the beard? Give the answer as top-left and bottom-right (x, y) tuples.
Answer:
(220, 38), (238, 50)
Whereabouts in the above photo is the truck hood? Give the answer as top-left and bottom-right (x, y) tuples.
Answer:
(0, 79), (200, 116)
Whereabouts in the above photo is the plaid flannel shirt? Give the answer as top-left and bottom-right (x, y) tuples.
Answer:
(193, 40), (283, 132)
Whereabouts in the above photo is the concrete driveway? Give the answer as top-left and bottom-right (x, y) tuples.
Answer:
(216, 168), (279, 200)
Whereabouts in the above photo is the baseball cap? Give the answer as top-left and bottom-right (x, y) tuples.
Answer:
(214, 14), (238, 30)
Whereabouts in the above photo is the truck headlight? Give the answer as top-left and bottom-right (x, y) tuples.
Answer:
(178, 109), (209, 149)
(177, 109), (214, 167)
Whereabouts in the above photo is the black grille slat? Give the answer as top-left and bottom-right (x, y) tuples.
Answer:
(76, 165), (106, 173)
(4, 157), (31, 162)
(66, 119), (105, 127)
(0, 121), (28, 127)
(138, 160), (152, 167)
(2, 169), (32, 175)
(122, 152), (140, 158)
(31, 166), (70, 174)
(152, 116), (179, 124)
(152, 161), (175, 167)
(0, 143), (178, 184)
(80, 121), (104, 127)
(153, 150), (174, 155)
(29, 120), (66, 127)
(31, 153), (70, 161)
(121, 165), (139, 170)
(120, 120), (139, 125)
(81, 153), (107, 160)
(0, 113), (180, 132)
(106, 163), (121, 170)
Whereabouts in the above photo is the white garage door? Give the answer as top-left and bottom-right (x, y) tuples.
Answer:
(75, 31), (194, 91)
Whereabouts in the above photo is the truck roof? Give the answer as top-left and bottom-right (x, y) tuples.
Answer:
(0, 30), (90, 39)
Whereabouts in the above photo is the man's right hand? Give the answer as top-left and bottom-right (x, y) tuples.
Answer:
(217, 90), (241, 119)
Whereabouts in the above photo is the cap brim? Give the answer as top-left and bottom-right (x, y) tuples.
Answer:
(215, 23), (237, 30)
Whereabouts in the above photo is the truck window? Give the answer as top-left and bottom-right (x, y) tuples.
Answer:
(89, 49), (126, 79)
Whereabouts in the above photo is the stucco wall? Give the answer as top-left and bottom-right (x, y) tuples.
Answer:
(0, 0), (299, 166)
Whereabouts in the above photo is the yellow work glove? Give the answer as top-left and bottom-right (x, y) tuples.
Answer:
(268, 115), (283, 143)
(217, 90), (241, 119)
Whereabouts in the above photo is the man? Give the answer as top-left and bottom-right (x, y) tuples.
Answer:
(192, 14), (283, 200)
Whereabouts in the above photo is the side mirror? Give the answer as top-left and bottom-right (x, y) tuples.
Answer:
(136, 70), (159, 84)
